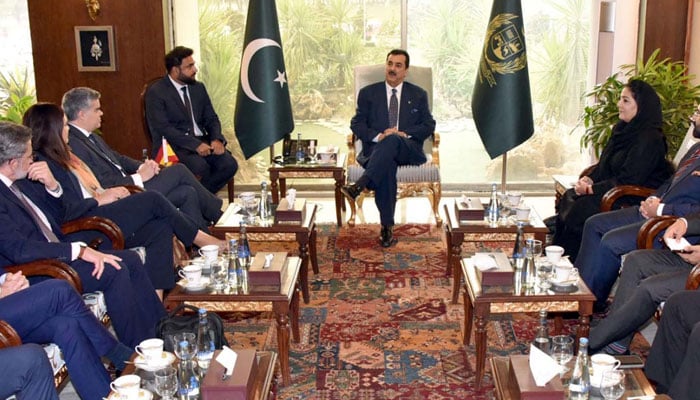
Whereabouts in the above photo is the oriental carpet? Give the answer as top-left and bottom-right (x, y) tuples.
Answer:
(221, 224), (650, 399)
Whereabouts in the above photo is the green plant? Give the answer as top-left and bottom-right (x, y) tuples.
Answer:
(580, 49), (700, 159)
(0, 69), (36, 123)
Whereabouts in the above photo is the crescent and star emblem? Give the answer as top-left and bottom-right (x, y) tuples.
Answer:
(240, 38), (287, 103)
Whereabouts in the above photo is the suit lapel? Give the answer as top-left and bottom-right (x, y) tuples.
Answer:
(164, 78), (191, 117)
(667, 143), (700, 193)
(398, 84), (413, 129)
(1, 180), (62, 239)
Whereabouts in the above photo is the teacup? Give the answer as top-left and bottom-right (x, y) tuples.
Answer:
(554, 264), (578, 282)
(507, 192), (522, 207)
(545, 245), (565, 264)
(178, 264), (202, 285)
(135, 338), (164, 364)
(590, 353), (621, 386)
(515, 206), (531, 221)
(110, 374), (141, 399)
(198, 244), (219, 264)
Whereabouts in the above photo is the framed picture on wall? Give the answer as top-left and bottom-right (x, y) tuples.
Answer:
(74, 25), (116, 72)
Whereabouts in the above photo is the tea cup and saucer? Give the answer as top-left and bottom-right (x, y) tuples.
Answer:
(133, 338), (175, 372)
(109, 374), (153, 399)
(178, 264), (208, 291)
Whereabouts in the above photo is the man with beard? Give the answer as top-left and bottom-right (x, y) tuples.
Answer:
(144, 46), (238, 194)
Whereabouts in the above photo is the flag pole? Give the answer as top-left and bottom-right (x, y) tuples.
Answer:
(501, 151), (507, 194)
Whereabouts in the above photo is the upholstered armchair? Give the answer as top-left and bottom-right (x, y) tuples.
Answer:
(345, 64), (441, 227)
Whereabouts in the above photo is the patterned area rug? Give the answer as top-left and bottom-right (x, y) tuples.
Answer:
(221, 223), (650, 399)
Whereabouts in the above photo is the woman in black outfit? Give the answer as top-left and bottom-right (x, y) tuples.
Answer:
(552, 79), (673, 261)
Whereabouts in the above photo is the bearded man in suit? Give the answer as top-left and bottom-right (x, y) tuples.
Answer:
(144, 46), (238, 194)
(342, 49), (436, 247)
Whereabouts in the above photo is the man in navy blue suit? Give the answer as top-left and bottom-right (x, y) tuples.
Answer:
(342, 49), (436, 247)
(577, 109), (700, 308)
(144, 46), (238, 194)
(0, 121), (165, 350)
(0, 279), (134, 399)
(0, 343), (58, 399)
(63, 86), (223, 231)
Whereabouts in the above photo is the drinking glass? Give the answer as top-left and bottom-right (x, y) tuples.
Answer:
(154, 366), (178, 400)
(600, 369), (625, 400)
(536, 261), (554, 289)
(171, 332), (196, 360)
(531, 239), (543, 257)
(238, 192), (258, 224)
(210, 257), (228, 290)
(308, 141), (317, 164)
(550, 335), (574, 369)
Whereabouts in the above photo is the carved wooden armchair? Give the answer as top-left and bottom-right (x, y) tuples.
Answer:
(0, 216), (123, 389)
(345, 64), (441, 227)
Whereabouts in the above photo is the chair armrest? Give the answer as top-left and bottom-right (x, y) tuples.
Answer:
(686, 264), (700, 290)
(431, 132), (440, 166)
(0, 320), (21, 348)
(636, 216), (678, 249)
(600, 185), (656, 212)
(346, 133), (357, 165)
(5, 259), (83, 293)
(124, 185), (144, 194)
(61, 216), (125, 250)
(580, 164), (596, 178)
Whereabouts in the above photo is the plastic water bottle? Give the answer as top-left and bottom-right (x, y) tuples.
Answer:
(195, 308), (214, 372)
(487, 183), (500, 226)
(177, 341), (200, 399)
(227, 239), (239, 290)
(295, 132), (305, 163)
(512, 221), (527, 273)
(524, 238), (537, 289)
(569, 338), (591, 399)
(238, 223), (251, 269)
(533, 309), (551, 354)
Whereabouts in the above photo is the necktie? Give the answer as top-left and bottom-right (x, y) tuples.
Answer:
(9, 183), (59, 242)
(674, 147), (700, 181)
(88, 134), (125, 176)
(181, 86), (196, 135)
(388, 88), (398, 128)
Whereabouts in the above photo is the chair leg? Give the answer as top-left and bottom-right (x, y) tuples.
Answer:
(432, 183), (442, 226)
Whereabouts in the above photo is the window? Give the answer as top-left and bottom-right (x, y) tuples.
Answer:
(175, 0), (592, 188)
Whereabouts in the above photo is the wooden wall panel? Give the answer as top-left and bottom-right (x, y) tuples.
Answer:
(26, 0), (166, 158)
(643, 0), (691, 63)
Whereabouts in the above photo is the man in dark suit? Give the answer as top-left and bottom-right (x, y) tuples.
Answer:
(0, 121), (165, 350)
(644, 289), (700, 398)
(577, 113), (700, 307)
(62, 86), (223, 230)
(0, 279), (134, 400)
(144, 46), (238, 194)
(0, 343), (58, 399)
(342, 49), (436, 247)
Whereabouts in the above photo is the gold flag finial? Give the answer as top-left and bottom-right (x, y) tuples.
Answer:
(85, 0), (100, 21)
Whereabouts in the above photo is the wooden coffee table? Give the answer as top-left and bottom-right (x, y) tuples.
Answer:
(461, 258), (596, 389)
(164, 257), (301, 386)
(211, 203), (318, 304)
(268, 154), (346, 226)
(489, 356), (660, 400)
(117, 352), (277, 399)
(444, 203), (549, 304)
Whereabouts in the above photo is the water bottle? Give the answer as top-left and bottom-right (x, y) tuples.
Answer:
(524, 238), (537, 289)
(569, 338), (591, 399)
(177, 341), (200, 399)
(195, 308), (215, 372)
(512, 221), (527, 271)
(258, 181), (273, 222)
(295, 132), (305, 163)
(227, 239), (239, 290)
(237, 223), (251, 269)
(487, 183), (500, 226)
(533, 309), (551, 354)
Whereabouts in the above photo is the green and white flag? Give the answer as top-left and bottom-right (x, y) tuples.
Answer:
(472, 0), (534, 159)
(234, 0), (294, 159)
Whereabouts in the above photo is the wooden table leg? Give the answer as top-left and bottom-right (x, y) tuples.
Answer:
(463, 288), (473, 345)
(270, 172), (280, 204)
(333, 174), (343, 226)
(297, 238), (310, 304)
(273, 302), (292, 386)
(291, 286), (300, 343)
(309, 226), (319, 274)
(474, 307), (489, 390)
(450, 232), (464, 304)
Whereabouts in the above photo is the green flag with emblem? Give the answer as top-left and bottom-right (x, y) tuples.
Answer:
(472, 0), (534, 159)
(234, 0), (294, 159)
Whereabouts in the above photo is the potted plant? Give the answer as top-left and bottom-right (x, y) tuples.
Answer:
(580, 49), (700, 159)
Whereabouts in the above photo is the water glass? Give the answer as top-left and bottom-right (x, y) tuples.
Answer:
(536, 261), (553, 289)
(600, 369), (625, 399)
(550, 335), (574, 367)
(154, 366), (178, 400)
(210, 257), (228, 290)
(171, 332), (196, 360)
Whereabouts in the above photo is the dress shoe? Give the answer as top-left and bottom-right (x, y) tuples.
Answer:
(380, 225), (397, 248)
(341, 183), (362, 202)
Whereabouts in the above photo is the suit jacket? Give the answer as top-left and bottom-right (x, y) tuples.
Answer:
(350, 81), (435, 164)
(0, 180), (73, 270)
(656, 142), (700, 216)
(68, 125), (142, 188)
(144, 76), (225, 157)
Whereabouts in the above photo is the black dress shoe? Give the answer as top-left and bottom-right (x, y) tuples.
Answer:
(380, 225), (397, 248)
(341, 184), (362, 202)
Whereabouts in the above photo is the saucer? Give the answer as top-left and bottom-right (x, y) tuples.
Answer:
(549, 279), (579, 293)
(108, 388), (153, 399)
(182, 278), (209, 291)
(134, 351), (176, 372)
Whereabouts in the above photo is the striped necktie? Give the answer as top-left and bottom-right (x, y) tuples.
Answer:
(9, 183), (59, 242)
(388, 88), (398, 128)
